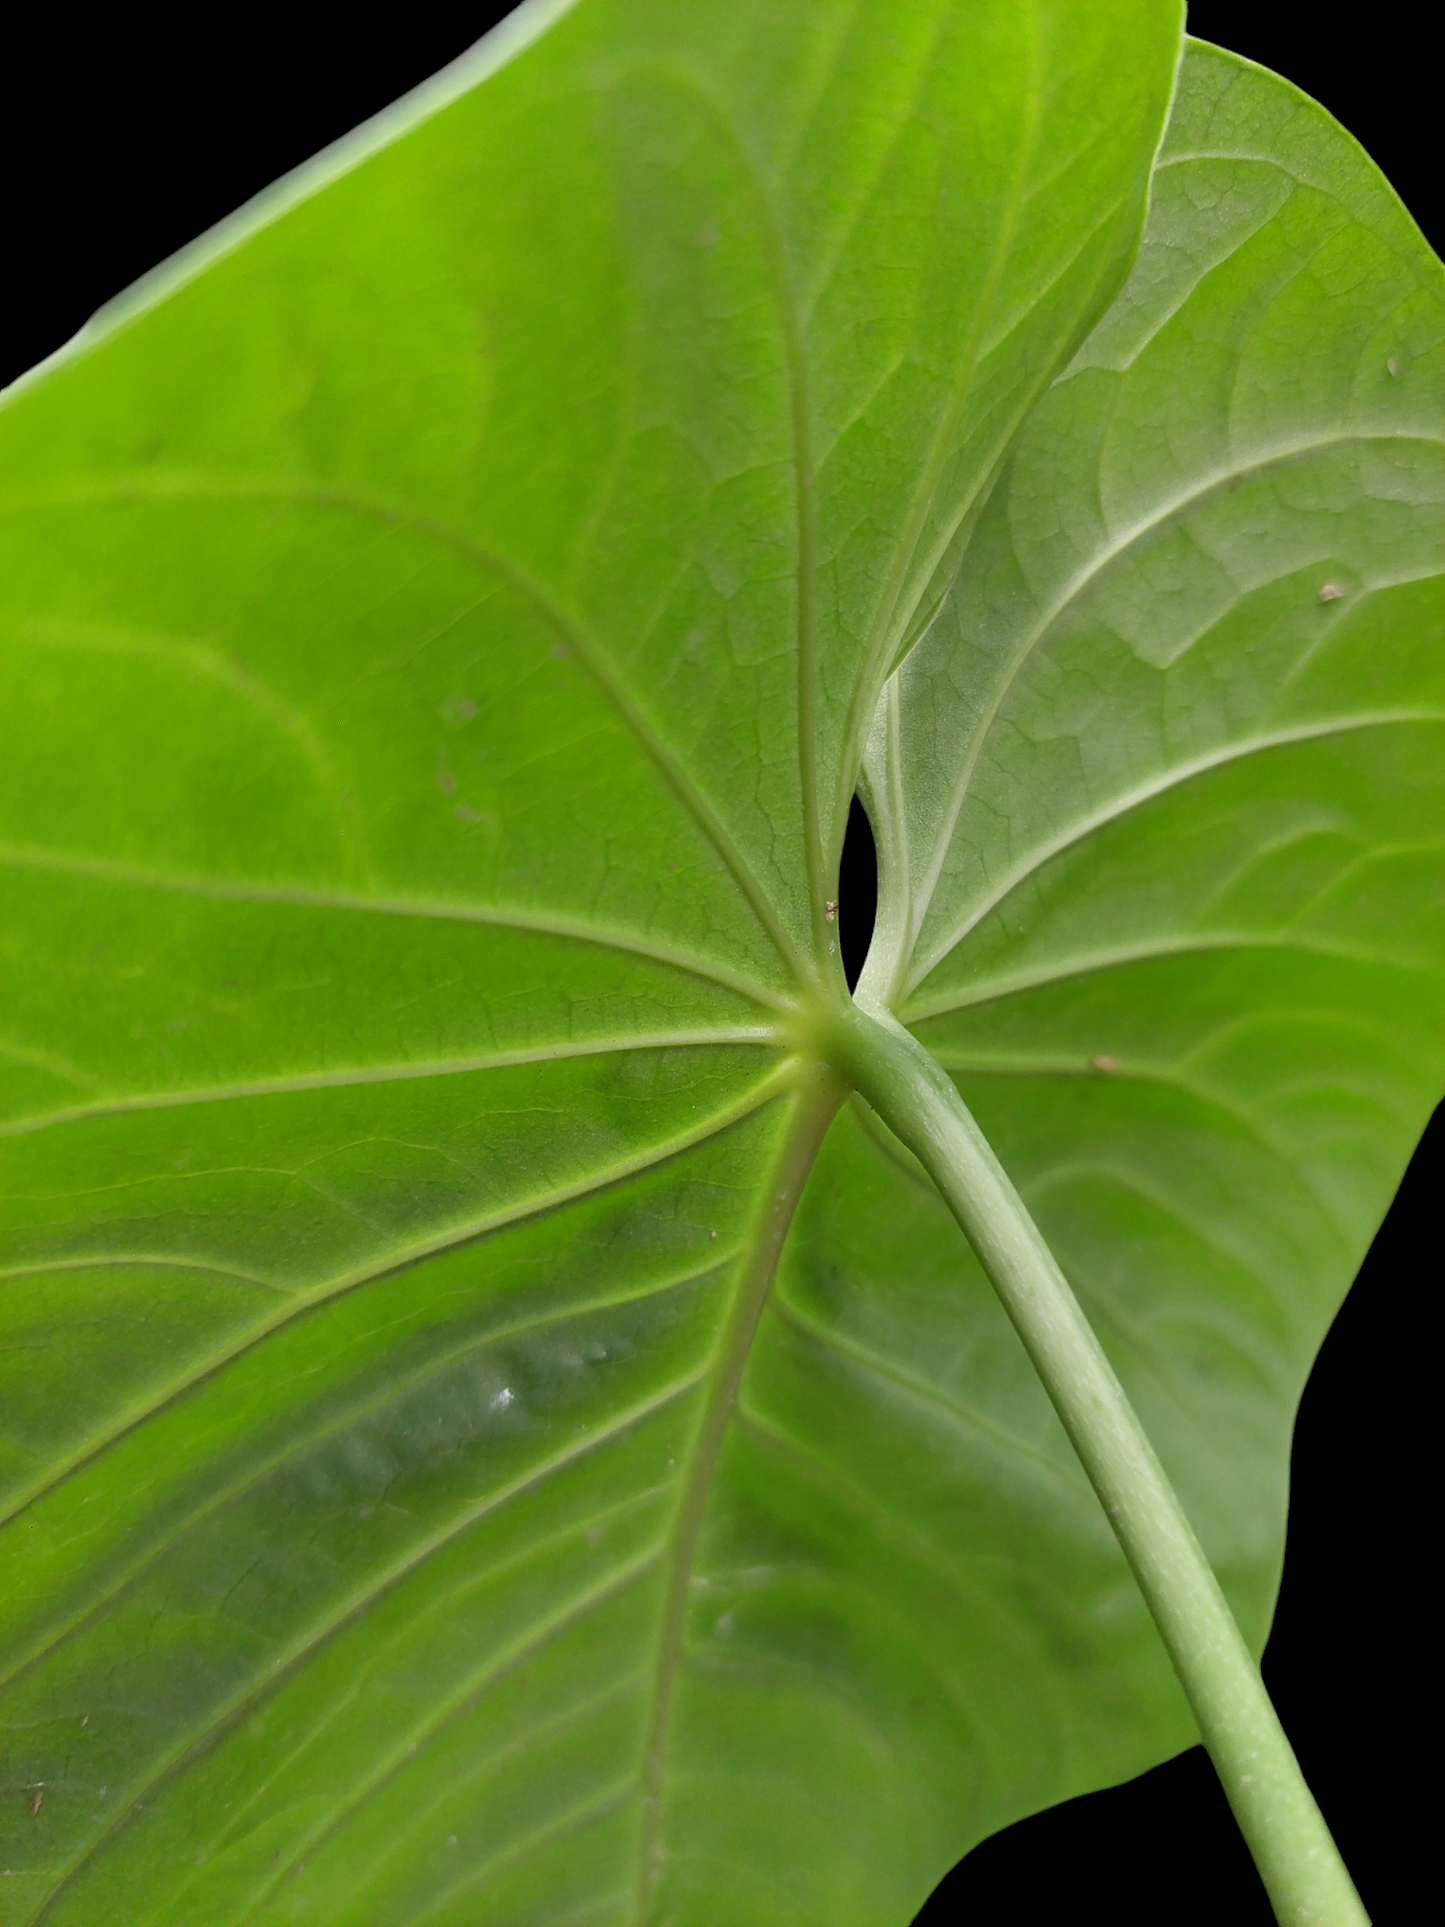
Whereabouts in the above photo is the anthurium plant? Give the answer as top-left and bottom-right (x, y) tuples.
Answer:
(2, 3), (1440, 1922)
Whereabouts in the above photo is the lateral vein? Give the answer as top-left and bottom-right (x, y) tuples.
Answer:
(0, 469), (804, 983)
(0, 1256), (738, 1696)
(24, 1378), (702, 1927)
(224, 1572), (659, 1927)
(0, 838), (790, 1011)
(906, 430), (1445, 944)
(902, 929), (1441, 1021)
(907, 710), (1445, 990)
(0, 1072), (792, 1538)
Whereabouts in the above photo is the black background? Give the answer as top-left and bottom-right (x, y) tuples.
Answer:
(1, 5), (1432, 1920)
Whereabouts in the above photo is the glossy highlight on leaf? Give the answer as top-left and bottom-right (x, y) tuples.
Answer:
(1, 4), (1439, 1923)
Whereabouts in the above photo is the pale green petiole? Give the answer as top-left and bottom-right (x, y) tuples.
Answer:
(821, 999), (1369, 1927)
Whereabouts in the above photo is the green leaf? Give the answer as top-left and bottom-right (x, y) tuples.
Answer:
(0, 7), (1436, 1924)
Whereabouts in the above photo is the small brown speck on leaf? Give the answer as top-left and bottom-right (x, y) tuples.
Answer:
(1317, 582), (1345, 603)
(438, 692), (477, 727)
(28, 1792), (42, 1819)
(824, 900), (837, 922)
(1091, 1054), (1117, 1073)
(549, 642), (569, 660)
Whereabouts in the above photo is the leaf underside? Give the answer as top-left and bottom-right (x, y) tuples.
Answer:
(1, 5), (1441, 1923)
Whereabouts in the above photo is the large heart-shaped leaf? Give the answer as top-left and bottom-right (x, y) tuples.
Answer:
(1, 4), (1438, 1921)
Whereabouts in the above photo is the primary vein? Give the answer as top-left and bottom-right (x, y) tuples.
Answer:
(0, 469), (805, 984)
(643, 66), (826, 951)
(836, 2), (1043, 846)
(633, 1076), (842, 1921)
(0, 1028), (777, 1141)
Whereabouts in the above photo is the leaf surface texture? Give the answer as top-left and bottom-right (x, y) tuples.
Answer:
(1, 11), (1439, 1924)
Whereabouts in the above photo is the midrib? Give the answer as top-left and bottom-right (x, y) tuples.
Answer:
(632, 1072), (844, 1921)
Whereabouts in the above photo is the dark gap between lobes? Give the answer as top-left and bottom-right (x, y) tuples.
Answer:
(838, 794), (878, 992)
